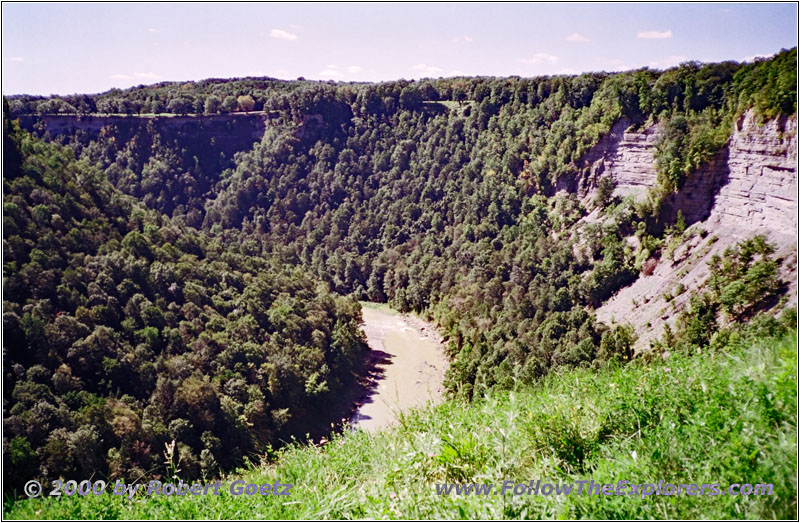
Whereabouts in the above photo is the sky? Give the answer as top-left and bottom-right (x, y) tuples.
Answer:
(2, 2), (798, 96)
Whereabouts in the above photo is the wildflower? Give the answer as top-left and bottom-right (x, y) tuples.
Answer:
(664, 367), (671, 373)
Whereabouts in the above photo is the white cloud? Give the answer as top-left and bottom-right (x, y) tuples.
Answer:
(557, 68), (579, 75)
(318, 68), (343, 78)
(148, 27), (160, 33)
(270, 28), (298, 41)
(648, 55), (688, 68)
(412, 63), (444, 76)
(8, 56), (24, 62)
(637, 29), (673, 39)
(517, 53), (558, 65)
(451, 35), (473, 44)
(741, 53), (771, 63)
(448, 69), (466, 76)
(110, 72), (160, 81)
(565, 32), (590, 43)
(599, 58), (636, 72)
(134, 72), (159, 80)
(316, 64), (364, 77)
(271, 68), (290, 78)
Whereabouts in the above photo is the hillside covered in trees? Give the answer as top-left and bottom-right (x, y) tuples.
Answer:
(3, 117), (368, 490)
(3, 48), (797, 491)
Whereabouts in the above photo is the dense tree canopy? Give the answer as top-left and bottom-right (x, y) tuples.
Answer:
(3, 114), (368, 489)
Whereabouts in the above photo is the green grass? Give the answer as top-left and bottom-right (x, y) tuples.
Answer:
(359, 300), (398, 312)
(422, 100), (474, 111)
(5, 328), (796, 519)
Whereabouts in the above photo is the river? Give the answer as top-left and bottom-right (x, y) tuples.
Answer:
(350, 304), (449, 431)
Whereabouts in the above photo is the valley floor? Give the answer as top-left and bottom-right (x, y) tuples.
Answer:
(350, 304), (448, 432)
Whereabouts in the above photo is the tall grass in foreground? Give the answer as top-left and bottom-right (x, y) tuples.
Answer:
(5, 327), (796, 519)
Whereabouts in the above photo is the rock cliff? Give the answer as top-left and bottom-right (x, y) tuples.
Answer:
(582, 109), (798, 348)
(576, 109), (796, 235)
(705, 111), (796, 234)
(572, 118), (662, 201)
(17, 113), (270, 159)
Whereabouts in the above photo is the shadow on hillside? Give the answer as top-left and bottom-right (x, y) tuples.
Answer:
(281, 345), (393, 446)
(660, 147), (731, 230)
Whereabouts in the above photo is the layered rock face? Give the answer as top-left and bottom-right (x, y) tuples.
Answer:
(578, 110), (797, 237)
(662, 110), (797, 235)
(583, 109), (798, 349)
(706, 111), (797, 235)
(573, 118), (662, 201)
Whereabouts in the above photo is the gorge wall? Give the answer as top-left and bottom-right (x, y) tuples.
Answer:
(702, 111), (796, 234)
(582, 109), (798, 348)
(575, 109), (797, 235)
(571, 117), (663, 201)
(16, 113), (271, 158)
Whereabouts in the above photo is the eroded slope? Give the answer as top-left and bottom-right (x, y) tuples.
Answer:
(589, 109), (797, 348)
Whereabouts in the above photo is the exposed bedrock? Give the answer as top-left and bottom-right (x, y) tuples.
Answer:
(573, 109), (797, 348)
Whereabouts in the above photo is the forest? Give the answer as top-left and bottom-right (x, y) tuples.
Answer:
(3, 48), (797, 491)
(3, 116), (368, 490)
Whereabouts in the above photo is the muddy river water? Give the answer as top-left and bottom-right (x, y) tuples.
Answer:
(350, 304), (449, 431)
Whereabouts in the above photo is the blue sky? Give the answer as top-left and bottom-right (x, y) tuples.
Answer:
(2, 2), (797, 95)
